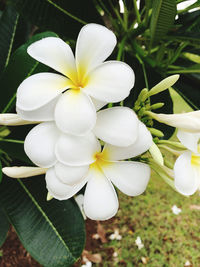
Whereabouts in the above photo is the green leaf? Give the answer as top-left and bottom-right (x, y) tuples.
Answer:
(0, 31), (58, 113)
(9, 0), (103, 39)
(150, 0), (176, 45)
(173, 74), (200, 110)
(0, 5), (19, 74)
(0, 160), (2, 184)
(0, 176), (85, 266)
(0, 207), (10, 247)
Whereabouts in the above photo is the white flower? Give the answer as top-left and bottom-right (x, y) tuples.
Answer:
(171, 205), (182, 215)
(16, 23), (135, 136)
(109, 229), (122, 240)
(81, 261), (92, 267)
(3, 118), (152, 220)
(174, 149), (200, 195)
(135, 236), (144, 250)
(148, 110), (200, 153)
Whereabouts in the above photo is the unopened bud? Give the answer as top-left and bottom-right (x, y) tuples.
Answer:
(148, 75), (179, 97)
(47, 192), (53, 201)
(148, 127), (164, 137)
(149, 103), (164, 110)
(149, 142), (164, 166)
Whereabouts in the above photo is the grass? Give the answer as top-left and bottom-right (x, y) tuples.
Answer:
(99, 177), (200, 266)
(92, 90), (200, 266)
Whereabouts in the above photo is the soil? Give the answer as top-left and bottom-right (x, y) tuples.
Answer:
(0, 219), (115, 267)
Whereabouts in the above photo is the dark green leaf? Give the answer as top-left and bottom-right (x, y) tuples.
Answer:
(0, 160), (2, 183)
(0, 176), (85, 266)
(0, 207), (10, 247)
(150, 0), (176, 45)
(173, 74), (200, 110)
(0, 31), (58, 113)
(0, 5), (19, 73)
(9, 0), (103, 39)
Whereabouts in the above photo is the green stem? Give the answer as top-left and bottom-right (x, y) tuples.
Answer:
(133, 0), (141, 23)
(46, 0), (86, 24)
(136, 54), (149, 89)
(117, 35), (128, 61)
(0, 138), (24, 144)
(158, 140), (186, 149)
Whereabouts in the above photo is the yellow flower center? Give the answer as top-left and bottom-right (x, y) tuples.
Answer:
(191, 154), (200, 167)
(91, 151), (111, 173)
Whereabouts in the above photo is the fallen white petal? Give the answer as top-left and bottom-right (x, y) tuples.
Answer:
(28, 37), (77, 81)
(75, 23), (117, 78)
(24, 122), (60, 168)
(84, 166), (119, 220)
(55, 132), (100, 166)
(102, 161), (150, 196)
(54, 162), (89, 185)
(16, 72), (70, 111)
(135, 236), (144, 250)
(171, 205), (182, 215)
(94, 107), (139, 147)
(2, 166), (46, 178)
(102, 122), (152, 161)
(177, 130), (200, 153)
(84, 61), (135, 102)
(54, 89), (96, 135)
(174, 151), (200, 195)
(46, 167), (88, 200)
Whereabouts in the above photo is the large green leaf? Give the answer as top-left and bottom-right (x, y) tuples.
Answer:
(0, 176), (85, 266)
(173, 73), (200, 110)
(0, 31), (57, 113)
(9, 0), (103, 39)
(0, 207), (10, 247)
(150, 0), (176, 45)
(0, 5), (19, 74)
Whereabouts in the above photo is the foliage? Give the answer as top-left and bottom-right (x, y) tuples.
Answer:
(0, 0), (200, 266)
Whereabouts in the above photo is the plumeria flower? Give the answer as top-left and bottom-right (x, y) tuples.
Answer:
(147, 110), (200, 153)
(174, 145), (200, 196)
(3, 119), (152, 220)
(16, 23), (135, 136)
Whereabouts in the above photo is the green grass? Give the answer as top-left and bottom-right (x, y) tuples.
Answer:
(94, 90), (200, 266)
(99, 177), (200, 266)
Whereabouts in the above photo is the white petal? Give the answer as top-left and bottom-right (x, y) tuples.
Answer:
(27, 37), (77, 81)
(90, 97), (107, 111)
(102, 122), (152, 161)
(16, 73), (70, 111)
(84, 166), (119, 220)
(174, 151), (200, 195)
(55, 132), (101, 166)
(177, 130), (200, 153)
(24, 122), (60, 168)
(17, 95), (60, 121)
(0, 113), (38, 126)
(75, 23), (117, 78)
(54, 162), (89, 185)
(101, 161), (150, 196)
(150, 111), (200, 133)
(84, 61), (135, 102)
(94, 107), (139, 146)
(2, 166), (46, 178)
(45, 167), (88, 200)
(54, 89), (96, 135)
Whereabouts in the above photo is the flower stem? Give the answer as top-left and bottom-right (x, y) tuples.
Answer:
(0, 138), (24, 144)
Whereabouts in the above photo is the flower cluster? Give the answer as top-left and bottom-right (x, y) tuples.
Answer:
(1, 23), (153, 220)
